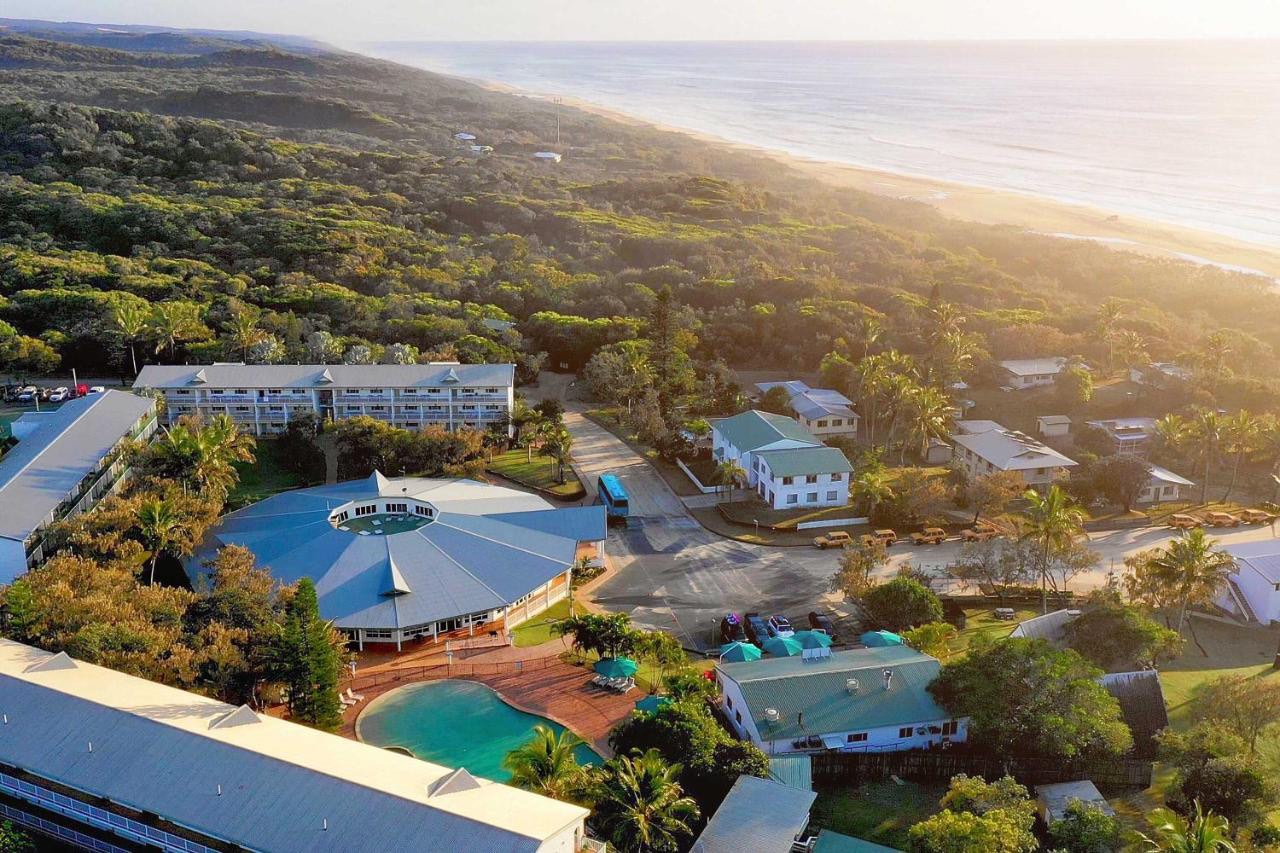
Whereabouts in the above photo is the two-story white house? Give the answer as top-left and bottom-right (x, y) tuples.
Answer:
(996, 357), (1070, 389)
(1084, 417), (1158, 457)
(711, 410), (852, 510)
(950, 419), (1077, 488)
(134, 363), (515, 437)
(716, 645), (968, 755)
(754, 381), (859, 439)
(1218, 541), (1280, 626)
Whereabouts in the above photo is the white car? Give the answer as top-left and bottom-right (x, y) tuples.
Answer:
(767, 615), (795, 639)
(16, 386), (37, 403)
(47, 387), (70, 402)
(88, 386), (106, 394)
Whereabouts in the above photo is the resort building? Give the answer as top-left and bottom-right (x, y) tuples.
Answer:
(754, 380), (859, 438)
(715, 645), (968, 755)
(133, 362), (515, 437)
(188, 473), (607, 651)
(711, 410), (852, 510)
(0, 639), (590, 852)
(0, 391), (157, 583)
(949, 420), (1077, 488)
(1219, 541), (1280, 626)
(1084, 417), (1158, 457)
(996, 357), (1070, 389)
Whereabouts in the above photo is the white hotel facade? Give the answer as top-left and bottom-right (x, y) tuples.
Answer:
(134, 363), (515, 436)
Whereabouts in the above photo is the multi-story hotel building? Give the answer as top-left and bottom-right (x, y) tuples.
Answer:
(133, 363), (515, 436)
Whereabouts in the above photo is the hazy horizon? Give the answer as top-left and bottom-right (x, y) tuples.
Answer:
(5, 1), (1280, 43)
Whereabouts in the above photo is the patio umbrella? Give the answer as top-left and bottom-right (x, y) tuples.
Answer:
(860, 630), (904, 647)
(594, 657), (639, 678)
(634, 695), (672, 713)
(792, 630), (833, 650)
(761, 636), (803, 657)
(719, 641), (762, 662)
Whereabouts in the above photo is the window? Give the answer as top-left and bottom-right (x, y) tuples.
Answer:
(386, 502), (408, 513)
(234, 389), (247, 394)
(174, 389), (192, 395)
(830, 473), (843, 482)
(369, 389), (383, 394)
(725, 695), (733, 709)
(831, 418), (842, 426)
(782, 476), (793, 486)
(269, 389), (282, 394)
(941, 720), (960, 736)
(805, 475), (818, 484)
(332, 511), (349, 524)
(346, 389), (359, 394)
(899, 726), (914, 739)
(826, 491), (838, 501)
(806, 492), (818, 502)
(402, 388), (417, 395)
(847, 732), (868, 743)
(786, 494), (797, 505)
(735, 710), (742, 724)
(354, 504), (377, 517)
(292, 389), (307, 395)
(414, 505), (434, 517)
(485, 387), (499, 394)
(211, 389), (225, 395)
(817, 420), (828, 428)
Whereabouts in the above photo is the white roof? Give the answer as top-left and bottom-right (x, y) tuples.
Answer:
(1149, 464), (1193, 487)
(0, 639), (587, 852)
(951, 424), (1077, 472)
(134, 362), (514, 390)
(1037, 415), (1071, 426)
(998, 357), (1069, 377)
(1226, 541), (1280, 584)
(953, 419), (1002, 435)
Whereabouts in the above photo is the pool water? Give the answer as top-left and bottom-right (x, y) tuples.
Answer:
(356, 680), (600, 781)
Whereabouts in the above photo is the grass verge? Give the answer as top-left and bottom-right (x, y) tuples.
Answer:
(810, 780), (945, 850)
(487, 448), (585, 499)
(512, 598), (579, 647)
(228, 439), (316, 508)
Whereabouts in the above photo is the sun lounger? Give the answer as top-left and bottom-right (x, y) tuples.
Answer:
(344, 688), (365, 703)
(618, 679), (635, 694)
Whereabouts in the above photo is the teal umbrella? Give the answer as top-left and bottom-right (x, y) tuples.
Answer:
(594, 657), (638, 678)
(792, 630), (833, 650)
(634, 695), (672, 713)
(762, 636), (803, 657)
(719, 641), (762, 662)
(860, 630), (904, 647)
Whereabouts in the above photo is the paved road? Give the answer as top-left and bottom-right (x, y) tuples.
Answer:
(549, 381), (1280, 651)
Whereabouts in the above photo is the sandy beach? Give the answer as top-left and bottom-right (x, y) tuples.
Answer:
(492, 81), (1280, 281)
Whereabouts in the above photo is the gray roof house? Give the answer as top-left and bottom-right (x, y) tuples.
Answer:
(189, 472), (607, 650)
(716, 646), (967, 754)
(755, 380), (859, 437)
(1219, 540), (1280, 626)
(0, 390), (157, 582)
(0, 639), (589, 852)
(950, 421), (1077, 487)
(711, 410), (853, 511)
(996, 357), (1071, 389)
(691, 775), (817, 853)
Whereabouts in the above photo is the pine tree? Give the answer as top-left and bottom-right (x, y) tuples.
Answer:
(648, 287), (678, 426)
(277, 578), (343, 731)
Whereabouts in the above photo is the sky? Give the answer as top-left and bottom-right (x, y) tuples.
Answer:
(5, 0), (1280, 43)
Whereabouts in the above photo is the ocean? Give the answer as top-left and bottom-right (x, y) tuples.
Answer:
(362, 40), (1280, 248)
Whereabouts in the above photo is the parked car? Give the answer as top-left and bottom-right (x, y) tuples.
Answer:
(743, 612), (770, 646)
(961, 522), (999, 542)
(993, 607), (1017, 621)
(1168, 513), (1202, 530)
(910, 527), (947, 545)
(1205, 511), (1240, 528)
(860, 529), (897, 548)
(720, 613), (747, 645)
(47, 387), (69, 402)
(1239, 509), (1273, 525)
(88, 386), (106, 394)
(767, 615), (795, 639)
(37, 388), (52, 402)
(812, 530), (852, 549)
(15, 386), (37, 403)
(807, 611), (840, 643)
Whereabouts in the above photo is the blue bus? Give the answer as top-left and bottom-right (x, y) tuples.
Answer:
(597, 474), (630, 519)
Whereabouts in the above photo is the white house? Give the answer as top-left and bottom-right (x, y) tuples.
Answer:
(997, 357), (1070, 389)
(950, 420), (1077, 487)
(1218, 541), (1280, 626)
(1139, 465), (1193, 504)
(1084, 417), (1158, 457)
(716, 645), (968, 755)
(1037, 415), (1071, 438)
(754, 380), (859, 438)
(711, 410), (852, 510)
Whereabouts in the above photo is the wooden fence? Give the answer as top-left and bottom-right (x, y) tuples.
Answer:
(350, 655), (560, 691)
(808, 749), (1152, 792)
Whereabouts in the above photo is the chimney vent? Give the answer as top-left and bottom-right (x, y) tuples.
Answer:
(883, 669), (893, 690)
(846, 678), (859, 693)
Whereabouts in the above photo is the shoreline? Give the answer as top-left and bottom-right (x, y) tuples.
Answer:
(401, 58), (1280, 281)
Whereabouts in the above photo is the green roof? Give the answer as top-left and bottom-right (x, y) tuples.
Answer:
(718, 646), (949, 741)
(713, 409), (817, 452)
(813, 830), (902, 853)
(756, 446), (852, 477)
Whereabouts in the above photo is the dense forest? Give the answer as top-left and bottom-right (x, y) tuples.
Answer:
(1, 28), (1278, 408)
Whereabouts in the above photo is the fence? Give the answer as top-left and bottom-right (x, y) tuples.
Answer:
(676, 458), (719, 495)
(808, 749), (1152, 792)
(350, 655), (561, 691)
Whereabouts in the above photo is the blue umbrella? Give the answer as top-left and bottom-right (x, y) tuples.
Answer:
(762, 636), (803, 657)
(634, 695), (672, 713)
(792, 630), (833, 650)
(719, 641), (762, 662)
(860, 630), (904, 647)
(594, 657), (639, 678)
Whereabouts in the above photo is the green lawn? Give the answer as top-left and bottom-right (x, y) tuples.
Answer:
(487, 449), (585, 499)
(810, 780), (945, 850)
(946, 606), (1036, 656)
(512, 598), (579, 647)
(227, 440), (315, 509)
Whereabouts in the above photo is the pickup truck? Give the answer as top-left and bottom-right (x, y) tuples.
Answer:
(961, 522), (999, 542)
(812, 530), (852, 549)
(910, 527), (947, 545)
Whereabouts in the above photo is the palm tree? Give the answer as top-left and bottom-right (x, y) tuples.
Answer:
(223, 306), (265, 361)
(148, 302), (205, 360)
(590, 749), (699, 853)
(1147, 528), (1235, 633)
(855, 314), (883, 360)
(1019, 485), (1087, 614)
(112, 302), (148, 376)
(1130, 803), (1236, 853)
(1189, 409), (1224, 504)
(1220, 410), (1259, 502)
(195, 414), (256, 496)
(540, 425), (574, 484)
(902, 385), (953, 464)
(138, 497), (181, 585)
(1113, 329), (1149, 370)
(503, 724), (587, 802)
(851, 464), (895, 520)
(712, 459), (746, 502)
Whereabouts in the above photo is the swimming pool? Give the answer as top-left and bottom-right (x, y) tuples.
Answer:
(356, 680), (601, 781)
